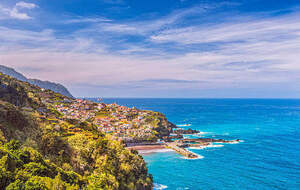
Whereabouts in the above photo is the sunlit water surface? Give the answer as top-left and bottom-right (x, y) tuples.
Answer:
(98, 98), (300, 190)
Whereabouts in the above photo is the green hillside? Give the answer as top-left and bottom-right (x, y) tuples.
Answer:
(0, 72), (153, 190)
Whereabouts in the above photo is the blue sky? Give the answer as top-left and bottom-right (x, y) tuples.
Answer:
(1, 0), (300, 98)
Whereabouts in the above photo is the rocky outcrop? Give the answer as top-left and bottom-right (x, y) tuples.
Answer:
(152, 112), (177, 138)
(173, 128), (200, 135)
(181, 138), (240, 144)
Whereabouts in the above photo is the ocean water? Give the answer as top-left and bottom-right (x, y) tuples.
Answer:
(100, 98), (300, 190)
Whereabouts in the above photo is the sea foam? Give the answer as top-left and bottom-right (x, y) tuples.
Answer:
(207, 144), (224, 148)
(176, 124), (192, 127)
(153, 183), (168, 190)
(228, 140), (244, 144)
(188, 144), (224, 150)
(181, 153), (204, 160)
(196, 131), (209, 136)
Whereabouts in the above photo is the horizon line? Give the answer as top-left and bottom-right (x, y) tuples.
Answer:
(78, 97), (300, 100)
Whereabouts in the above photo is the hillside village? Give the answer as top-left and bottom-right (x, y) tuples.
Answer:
(43, 97), (171, 143)
(0, 70), (174, 143)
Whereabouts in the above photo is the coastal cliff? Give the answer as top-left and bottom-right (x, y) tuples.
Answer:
(0, 65), (74, 98)
(0, 72), (156, 189)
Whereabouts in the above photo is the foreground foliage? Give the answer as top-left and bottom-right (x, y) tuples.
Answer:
(0, 73), (153, 189)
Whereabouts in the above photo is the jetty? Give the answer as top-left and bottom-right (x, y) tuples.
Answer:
(166, 142), (199, 159)
(126, 137), (240, 159)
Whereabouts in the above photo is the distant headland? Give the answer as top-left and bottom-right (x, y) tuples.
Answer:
(0, 65), (74, 98)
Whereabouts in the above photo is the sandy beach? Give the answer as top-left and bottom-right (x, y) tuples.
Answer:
(127, 144), (166, 151)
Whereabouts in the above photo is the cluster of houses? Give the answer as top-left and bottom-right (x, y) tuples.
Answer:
(47, 98), (157, 141)
(94, 103), (156, 141)
(54, 99), (98, 121)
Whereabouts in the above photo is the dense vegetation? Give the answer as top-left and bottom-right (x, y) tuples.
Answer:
(0, 72), (153, 189)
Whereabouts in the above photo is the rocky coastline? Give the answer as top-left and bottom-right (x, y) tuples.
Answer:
(127, 126), (240, 159)
(173, 128), (200, 134)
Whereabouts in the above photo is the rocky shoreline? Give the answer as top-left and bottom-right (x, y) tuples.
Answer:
(173, 128), (200, 134)
(126, 127), (240, 159)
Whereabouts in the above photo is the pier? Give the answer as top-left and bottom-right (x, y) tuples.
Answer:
(166, 142), (199, 159)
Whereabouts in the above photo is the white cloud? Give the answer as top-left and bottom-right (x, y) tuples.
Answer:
(10, 7), (31, 20)
(0, 1), (37, 20)
(16, 1), (37, 9)
(96, 5), (209, 35)
(150, 14), (300, 45)
(0, 5), (9, 19)
(1, 4), (300, 97)
(64, 17), (112, 24)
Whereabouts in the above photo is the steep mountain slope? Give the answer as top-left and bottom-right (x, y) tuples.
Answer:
(0, 65), (27, 81)
(0, 65), (74, 98)
(0, 72), (153, 189)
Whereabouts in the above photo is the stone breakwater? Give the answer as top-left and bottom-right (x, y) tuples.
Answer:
(126, 138), (241, 159)
(166, 142), (199, 159)
(166, 138), (240, 159)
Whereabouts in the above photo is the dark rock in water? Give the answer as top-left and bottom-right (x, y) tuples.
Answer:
(163, 134), (183, 141)
(173, 128), (200, 134)
(181, 138), (239, 144)
(0, 65), (74, 98)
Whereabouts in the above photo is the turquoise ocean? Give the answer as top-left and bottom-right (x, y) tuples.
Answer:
(99, 98), (300, 190)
